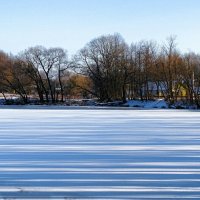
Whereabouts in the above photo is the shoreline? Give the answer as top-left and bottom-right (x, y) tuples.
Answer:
(0, 105), (199, 111)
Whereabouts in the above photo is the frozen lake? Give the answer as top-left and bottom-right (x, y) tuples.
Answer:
(0, 108), (200, 199)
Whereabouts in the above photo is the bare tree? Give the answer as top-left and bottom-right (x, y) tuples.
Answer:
(76, 33), (129, 102)
(159, 36), (181, 104)
(0, 53), (32, 103)
(182, 53), (200, 107)
(21, 46), (69, 103)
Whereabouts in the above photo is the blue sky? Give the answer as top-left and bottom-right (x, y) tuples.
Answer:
(1, 0), (200, 55)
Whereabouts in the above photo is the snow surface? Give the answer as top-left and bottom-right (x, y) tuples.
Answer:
(0, 108), (200, 199)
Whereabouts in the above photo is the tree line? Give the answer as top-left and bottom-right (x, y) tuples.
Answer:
(1, 33), (200, 107)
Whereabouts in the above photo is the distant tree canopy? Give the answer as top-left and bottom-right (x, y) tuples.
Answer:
(1, 34), (200, 106)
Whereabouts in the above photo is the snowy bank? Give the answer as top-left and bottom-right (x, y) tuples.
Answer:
(125, 99), (168, 109)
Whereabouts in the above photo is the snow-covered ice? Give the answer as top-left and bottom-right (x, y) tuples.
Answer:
(0, 108), (200, 199)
